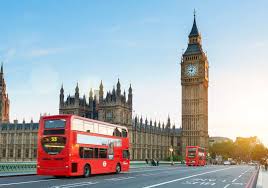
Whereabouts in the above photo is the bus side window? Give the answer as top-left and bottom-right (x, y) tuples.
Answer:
(107, 127), (114, 136)
(72, 119), (84, 131)
(94, 148), (99, 158)
(84, 122), (94, 133)
(122, 129), (127, 138)
(84, 148), (93, 158)
(94, 123), (99, 134)
(123, 150), (129, 159)
(99, 148), (107, 158)
(99, 125), (107, 135)
(79, 147), (84, 158)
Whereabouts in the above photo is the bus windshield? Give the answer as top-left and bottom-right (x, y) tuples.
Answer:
(41, 136), (66, 155)
(45, 119), (66, 129)
(187, 148), (197, 158)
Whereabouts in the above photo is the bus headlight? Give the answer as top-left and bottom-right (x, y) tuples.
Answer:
(65, 165), (69, 168)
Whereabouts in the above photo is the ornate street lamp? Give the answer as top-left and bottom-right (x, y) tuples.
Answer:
(169, 147), (174, 165)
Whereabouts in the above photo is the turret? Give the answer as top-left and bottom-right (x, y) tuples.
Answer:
(99, 80), (104, 103)
(89, 88), (93, 108)
(112, 86), (116, 101)
(60, 84), (64, 107)
(128, 84), (132, 107)
(116, 78), (121, 96)
(123, 90), (126, 102)
(83, 94), (86, 106)
(75, 83), (79, 106)
(75, 83), (79, 99)
(167, 115), (171, 129)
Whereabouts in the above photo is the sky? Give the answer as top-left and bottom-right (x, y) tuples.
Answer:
(0, 0), (268, 146)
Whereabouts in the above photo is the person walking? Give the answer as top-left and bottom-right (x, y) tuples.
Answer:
(265, 159), (268, 171)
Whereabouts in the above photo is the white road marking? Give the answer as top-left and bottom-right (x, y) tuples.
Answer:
(136, 168), (199, 177)
(105, 176), (135, 181)
(143, 167), (235, 188)
(0, 179), (58, 187)
(222, 180), (226, 182)
(223, 184), (230, 188)
(257, 168), (263, 187)
(232, 182), (244, 185)
(232, 178), (237, 182)
(50, 182), (98, 188)
(238, 175), (242, 178)
(126, 167), (184, 173)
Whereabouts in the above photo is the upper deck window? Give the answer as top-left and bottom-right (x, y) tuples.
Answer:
(45, 119), (66, 129)
(72, 118), (128, 138)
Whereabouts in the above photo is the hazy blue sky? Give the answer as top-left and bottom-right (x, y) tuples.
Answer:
(1, 0), (268, 145)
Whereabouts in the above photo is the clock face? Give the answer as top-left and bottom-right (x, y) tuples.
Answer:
(186, 64), (198, 77)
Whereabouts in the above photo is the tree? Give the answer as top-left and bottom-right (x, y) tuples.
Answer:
(209, 136), (267, 162)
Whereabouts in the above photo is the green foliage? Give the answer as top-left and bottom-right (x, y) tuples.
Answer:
(165, 155), (183, 162)
(209, 137), (268, 162)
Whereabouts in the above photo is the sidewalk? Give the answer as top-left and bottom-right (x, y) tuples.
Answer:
(256, 167), (268, 188)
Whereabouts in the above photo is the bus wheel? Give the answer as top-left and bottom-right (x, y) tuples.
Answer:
(115, 164), (121, 174)
(84, 164), (91, 178)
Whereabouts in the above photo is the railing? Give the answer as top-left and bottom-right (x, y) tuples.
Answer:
(0, 161), (180, 177)
(0, 162), (36, 177)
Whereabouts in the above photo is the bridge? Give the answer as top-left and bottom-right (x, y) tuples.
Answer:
(0, 162), (262, 188)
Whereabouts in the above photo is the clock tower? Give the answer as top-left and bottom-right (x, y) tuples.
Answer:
(181, 14), (209, 157)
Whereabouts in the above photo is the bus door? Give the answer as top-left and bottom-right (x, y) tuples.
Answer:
(98, 148), (110, 173)
(107, 142), (115, 172)
(121, 149), (130, 171)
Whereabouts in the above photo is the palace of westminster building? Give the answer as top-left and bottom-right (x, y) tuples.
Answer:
(0, 14), (209, 162)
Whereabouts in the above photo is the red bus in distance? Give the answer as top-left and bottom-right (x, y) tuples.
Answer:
(185, 146), (206, 166)
(37, 115), (130, 177)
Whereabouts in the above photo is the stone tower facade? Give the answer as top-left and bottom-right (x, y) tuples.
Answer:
(0, 64), (10, 123)
(181, 14), (209, 157)
(59, 83), (98, 119)
(98, 79), (132, 127)
(59, 79), (132, 127)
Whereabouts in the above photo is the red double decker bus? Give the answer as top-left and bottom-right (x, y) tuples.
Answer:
(37, 115), (130, 177)
(186, 146), (206, 166)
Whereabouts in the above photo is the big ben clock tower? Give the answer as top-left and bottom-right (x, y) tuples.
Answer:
(181, 13), (209, 157)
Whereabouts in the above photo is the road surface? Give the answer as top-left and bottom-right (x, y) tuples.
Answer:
(0, 165), (257, 188)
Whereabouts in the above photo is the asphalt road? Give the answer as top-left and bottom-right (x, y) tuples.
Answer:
(0, 165), (257, 188)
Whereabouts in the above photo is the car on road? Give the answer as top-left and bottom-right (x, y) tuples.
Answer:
(230, 160), (236, 165)
(223, 161), (231, 165)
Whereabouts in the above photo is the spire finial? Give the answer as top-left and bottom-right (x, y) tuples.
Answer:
(194, 9), (196, 18)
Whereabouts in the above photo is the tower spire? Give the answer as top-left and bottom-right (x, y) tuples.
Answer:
(75, 82), (79, 99)
(189, 10), (199, 37)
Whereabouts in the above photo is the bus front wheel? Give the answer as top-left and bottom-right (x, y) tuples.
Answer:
(84, 164), (91, 178)
(115, 164), (121, 174)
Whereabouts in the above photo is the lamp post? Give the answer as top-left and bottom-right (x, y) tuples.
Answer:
(169, 147), (174, 165)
